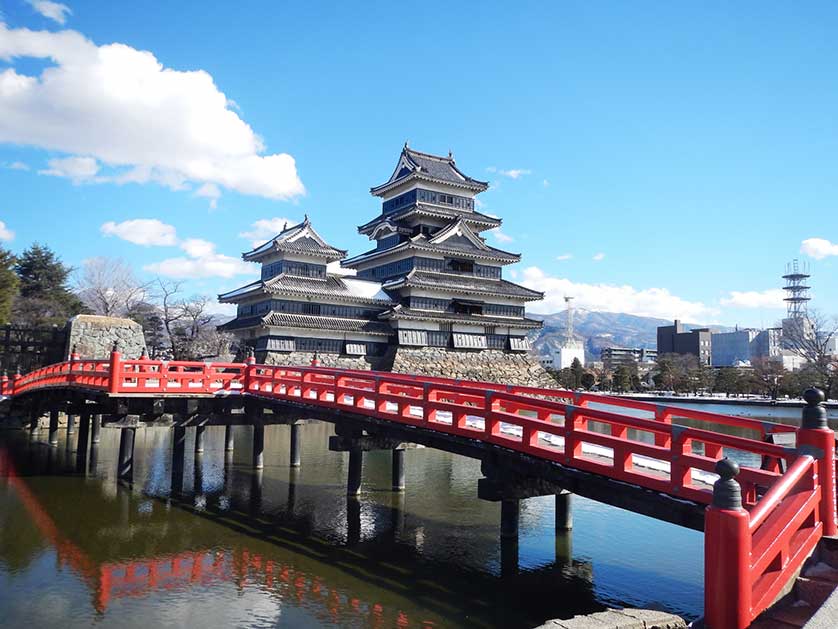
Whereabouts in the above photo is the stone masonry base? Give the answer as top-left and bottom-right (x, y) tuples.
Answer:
(389, 347), (558, 388)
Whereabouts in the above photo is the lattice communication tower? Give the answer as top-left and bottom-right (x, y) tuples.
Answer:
(782, 259), (811, 318)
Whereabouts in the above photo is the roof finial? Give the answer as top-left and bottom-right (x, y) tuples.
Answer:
(404, 139), (409, 149)
(448, 149), (453, 160)
(303, 213), (309, 225)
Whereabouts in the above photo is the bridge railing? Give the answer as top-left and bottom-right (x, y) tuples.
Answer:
(243, 365), (799, 507)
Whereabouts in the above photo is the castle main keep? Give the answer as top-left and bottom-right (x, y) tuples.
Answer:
(220, 144), (555, 387)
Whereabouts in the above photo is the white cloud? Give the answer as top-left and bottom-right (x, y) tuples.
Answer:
(39, 155), (98, 182)
(327, 260), (355, 276)
(0, 220), (14, 241)
(486, 166), (531, 179)
(801, 237), (838, 260)
(521, 266), (717, 321)
(195, 182), (221, 209)
(556, 253), (572, 261)
(239, 217), (297, 248)
(0, 23), (304, 203)
(721, 289), (786, 309)
(592, 252), (606, 261)
(489, 228), (514, 244)
(101, 218), (178, 246)
(144, 239), (254, 279)
(27, 1), (71, 25)
(542, 179), (550, 187)
(4, 161), (29, 170)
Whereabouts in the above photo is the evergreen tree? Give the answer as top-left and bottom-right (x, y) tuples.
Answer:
(12, 243), (85, 326)
(0, 247), (17, 323)
(614, 365), (633, 392)
(570, 357), (584, 389)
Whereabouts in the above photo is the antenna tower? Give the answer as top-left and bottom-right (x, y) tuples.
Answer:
(564, 296), (575, 341)
(782, 259), (811, 319)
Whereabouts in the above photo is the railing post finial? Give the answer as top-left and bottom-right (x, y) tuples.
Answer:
(140, 347), (148, 359)
(802, 387), (827, 429)
(712, 457), (742, 510)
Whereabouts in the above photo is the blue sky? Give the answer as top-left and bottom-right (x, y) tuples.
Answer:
(1, 0), (836, 325)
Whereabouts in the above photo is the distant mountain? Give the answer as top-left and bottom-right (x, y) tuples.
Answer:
(528, 310), (731, 363)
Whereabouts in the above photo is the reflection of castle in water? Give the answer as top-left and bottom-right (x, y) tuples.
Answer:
(0, 431), (595, 627)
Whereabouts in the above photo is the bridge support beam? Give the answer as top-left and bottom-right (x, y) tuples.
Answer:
(91, 414), (101, 444)
(392, 447), (405, 491)
(289, 423), (301, 468)
(66, 413), (76, 436)
(556, 491), (573, 531)
(500, 498), (519, 539)
(194, 424), (205, 455)
(252, 422), (264, 470)
(171, 425), (186, 495)
(347, 447), (363, 496)
(225, 425), (235, 452)
(48, 409), (59, 447)
(117, 428), (136, 484)
(75, 412), (90, 473)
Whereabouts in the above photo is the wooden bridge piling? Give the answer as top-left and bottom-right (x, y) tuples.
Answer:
(556, 491), (573, 531)
(392, 447), (405, 491)
(289, 423), (301, 468)
(117, 427), (135, 484)
(224, 425), (235, 453)
(252, 422), (264, 469)
(48, 409), (59, 447)
(75, 412), (90, 473)
(90, 414), (101, 444)
(347, 447), (363, 496)
(194, 425), (205, 455)
(171, 426), (186, 495)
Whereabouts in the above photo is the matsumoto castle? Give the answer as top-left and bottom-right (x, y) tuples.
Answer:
(219, 145), (555, 386)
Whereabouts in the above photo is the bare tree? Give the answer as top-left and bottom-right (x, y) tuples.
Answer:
(151, 279), (233, 360)
(76, 257), (148, 317)
(783, 310), (838, 397)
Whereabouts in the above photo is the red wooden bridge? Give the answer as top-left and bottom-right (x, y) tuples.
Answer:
(1, 349), (836, 628)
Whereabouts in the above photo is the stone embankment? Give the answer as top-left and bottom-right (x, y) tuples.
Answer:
(263, 351), (374, 370)
(390, 347), (558, 388)
(65, 314), (146, 359)
(535, 608), (686, 628)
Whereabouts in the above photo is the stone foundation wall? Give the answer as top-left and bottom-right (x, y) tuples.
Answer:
(65, 315), (147, 360)
(389, 347), (558, 388)
(261, 351), (375, 371)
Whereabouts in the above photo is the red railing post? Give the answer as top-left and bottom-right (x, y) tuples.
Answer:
(12, 369), (21, 395)
(797, 388), (836, 536)
(68, 344), (79, 385)
(0, 372), (8, 396)
(108, 343), (122, 394)
(704, 458), (751, 629)
(244, 348), (256, 392)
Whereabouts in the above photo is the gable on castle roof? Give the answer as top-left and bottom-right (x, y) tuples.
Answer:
(371, 145), (489, 196)
(243, 216), (347, 262)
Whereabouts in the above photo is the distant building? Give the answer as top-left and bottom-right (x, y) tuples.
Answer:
(711, 329), (759, 366)
(657, 320), (712, 365)
(601, 347), (657, 372)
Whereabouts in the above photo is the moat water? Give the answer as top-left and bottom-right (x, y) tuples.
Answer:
(2, 400), (832, 628)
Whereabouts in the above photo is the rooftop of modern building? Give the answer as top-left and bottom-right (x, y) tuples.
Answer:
(242, 216), (347, 262)
(370, 144), (489, 196)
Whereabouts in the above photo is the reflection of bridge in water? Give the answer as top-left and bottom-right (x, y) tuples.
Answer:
(0, 439), (594, 627)
(1, 351), (835, 628)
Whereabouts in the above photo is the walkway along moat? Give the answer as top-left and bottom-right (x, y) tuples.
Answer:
(1, 354), (835, 628)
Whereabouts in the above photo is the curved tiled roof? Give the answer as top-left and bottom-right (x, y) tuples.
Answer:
(379, 305), (542, 329)
(219, 312), (394, 336)
(358, 204), (501, 236)
(384, 270), (543, 301)
(371, 146), (489, 196)
(242, 217), (347, 262)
